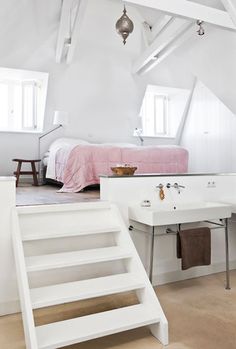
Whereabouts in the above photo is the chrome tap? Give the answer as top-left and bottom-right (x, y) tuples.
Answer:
(134, 128), (144, 146)
(166, 182), (185, 194)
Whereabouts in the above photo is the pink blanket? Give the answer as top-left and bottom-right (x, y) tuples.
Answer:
(56, 145), (188, 192)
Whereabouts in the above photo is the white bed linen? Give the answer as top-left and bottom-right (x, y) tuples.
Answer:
(45, 138), (89, 179)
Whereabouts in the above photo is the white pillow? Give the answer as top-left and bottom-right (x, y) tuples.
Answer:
(49, 137), (89, 151)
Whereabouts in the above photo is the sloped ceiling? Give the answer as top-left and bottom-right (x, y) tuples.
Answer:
(0, 0), (235, 115)
(0, 0), (60, 66)
(130, 0), (236, 115)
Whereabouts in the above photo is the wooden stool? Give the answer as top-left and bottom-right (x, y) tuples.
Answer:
(12, 159), (41, 187)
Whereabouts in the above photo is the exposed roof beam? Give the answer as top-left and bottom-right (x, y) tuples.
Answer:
(56, 0), (74, 63)
(150, 15), (173, 42)
(133, 18), (194, 75)
(142, 15), (173, 46)
(66, 0), (87, 64)
(221, 0), (236, 26)
(124, 0), (236, 31)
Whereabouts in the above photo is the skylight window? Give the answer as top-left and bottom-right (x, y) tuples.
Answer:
(140, 90), (169, 137)
(0, 67), (48, 133)
(138, 84), (191, 138)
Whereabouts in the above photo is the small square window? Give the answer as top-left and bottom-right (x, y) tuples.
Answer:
(137, 85), (190, 139)
(140, 90), (169, 137)
(0, 67), (48, 133)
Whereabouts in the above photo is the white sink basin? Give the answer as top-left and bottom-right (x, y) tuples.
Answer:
(129, 202), (232, 226)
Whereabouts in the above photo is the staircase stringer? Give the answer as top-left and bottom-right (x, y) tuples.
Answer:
(111, 204), (168, 345)
(12, 209), (38, 349)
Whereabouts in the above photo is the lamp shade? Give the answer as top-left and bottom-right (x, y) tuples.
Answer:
(53, 111), (69, 126)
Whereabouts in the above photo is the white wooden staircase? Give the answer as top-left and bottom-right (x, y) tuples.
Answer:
(12, 201), (168, 349)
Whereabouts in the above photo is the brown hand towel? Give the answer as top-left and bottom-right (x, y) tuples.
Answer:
(177, 227), (211, 270)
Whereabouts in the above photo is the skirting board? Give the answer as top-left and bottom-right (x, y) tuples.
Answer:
(152, 260), (236, 286)
(1, 260), (236, 317)
(0, 300), (20, 316)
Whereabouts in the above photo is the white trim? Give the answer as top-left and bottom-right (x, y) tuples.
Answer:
(152, 260), (236, 286)
(0, 300), (20, 316)
(0, 129), (42, 134)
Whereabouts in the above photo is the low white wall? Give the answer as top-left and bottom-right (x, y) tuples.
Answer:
(101, 174), (236, 285)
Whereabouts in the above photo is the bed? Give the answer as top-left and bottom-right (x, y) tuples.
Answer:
(44, 138), (188, 193)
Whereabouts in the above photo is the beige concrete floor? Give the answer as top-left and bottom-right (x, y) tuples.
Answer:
(16, 183), (100, 206)
(1, 271), (236, 349)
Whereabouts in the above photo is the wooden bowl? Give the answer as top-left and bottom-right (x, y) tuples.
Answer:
(111, 166), (137, 176)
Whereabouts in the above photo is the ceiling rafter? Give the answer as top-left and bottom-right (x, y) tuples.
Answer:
(56, 0), (87, 64)
(221, 0), (236, 26)
(123, 0), (236, 30)
(124, 0), (236, 75)
(141, 15), (174, 47)
(150, 15), (173, 42)
(66, 0), (87, 64)
(133, 18), (194, 75)
(56, 0), (74, 63)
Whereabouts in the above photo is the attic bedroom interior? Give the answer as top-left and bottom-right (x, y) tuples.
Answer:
(1, 0), (236, 348)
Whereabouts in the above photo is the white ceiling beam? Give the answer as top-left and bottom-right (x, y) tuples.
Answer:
(221, 0), (236, 26)
(141, 15), (173, 47)
(56, 0), (74, 63)
(141, 22), (152, 47)
(66, 0), (87, 64)
(133, 18), (194, 74)
(141, 23), (194, 74)
(124, 0), (236, 30)
(150, 15), (173, 42)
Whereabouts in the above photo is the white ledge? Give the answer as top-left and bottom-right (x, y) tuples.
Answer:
(0, 177), (16, 182)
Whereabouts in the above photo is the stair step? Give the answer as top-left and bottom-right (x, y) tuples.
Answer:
(17, 202), (111, 215)
(36, 304), (160, 349)
(22, 226), (121, 241)
(31, 273), (145, 309)
(26, 247), (132, 272)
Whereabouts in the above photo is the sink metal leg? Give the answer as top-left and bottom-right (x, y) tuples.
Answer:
(225, 218), (231, 290)
(149, 226), (155, 283)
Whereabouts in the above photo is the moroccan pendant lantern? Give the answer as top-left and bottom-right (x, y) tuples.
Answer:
(116, 6), (134, 45)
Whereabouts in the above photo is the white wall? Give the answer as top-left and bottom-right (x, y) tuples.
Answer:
(174, 25), (236, 115)
(0, 0), (193, 175)
(181, 80), (236, 173)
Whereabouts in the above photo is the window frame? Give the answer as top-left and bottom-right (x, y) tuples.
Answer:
(0, 67), (48, 134)
(153, 94), (169, 136)
(22, 80), (38, 131)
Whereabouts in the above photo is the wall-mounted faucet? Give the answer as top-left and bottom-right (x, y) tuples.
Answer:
(134, 128), (144, 146)
(166, 182), (185, 194)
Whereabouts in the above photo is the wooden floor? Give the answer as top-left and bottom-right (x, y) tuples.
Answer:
(16, 183), (100, 206)
(1, 271), (236, 349)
